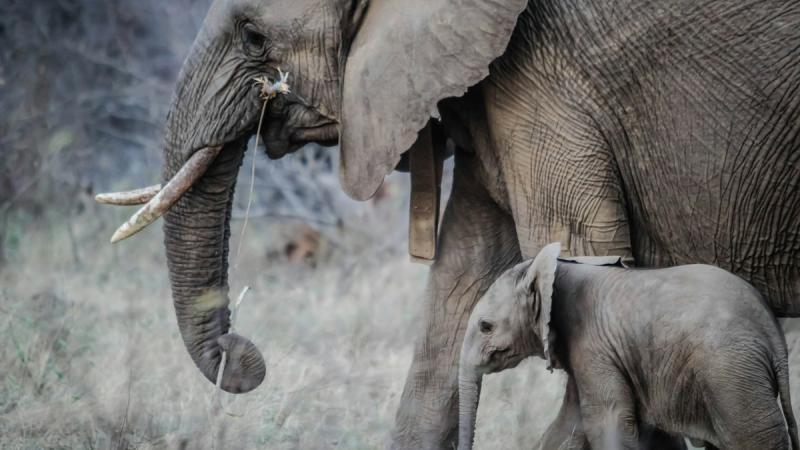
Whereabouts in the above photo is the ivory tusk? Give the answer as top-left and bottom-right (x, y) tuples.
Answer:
(95, 184), (162, 205)
(109, 146), (222, 243)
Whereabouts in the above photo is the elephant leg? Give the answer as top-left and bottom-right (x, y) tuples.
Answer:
(577, 373), (642, 450)
(539, 376), (686, 450)
(709, 384), (789, 450)
(539, 375), (589, 450)
(391, 153), (521, 449)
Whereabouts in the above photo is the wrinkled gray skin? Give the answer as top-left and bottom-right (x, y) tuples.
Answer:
(459, 243), (800, 450)
(154, 0), (800, 446)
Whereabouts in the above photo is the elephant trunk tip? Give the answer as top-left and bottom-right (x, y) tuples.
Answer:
(214, 333), (266, 394)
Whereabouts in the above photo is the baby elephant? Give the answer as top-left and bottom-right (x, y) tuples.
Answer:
(458, 243), (798, 450)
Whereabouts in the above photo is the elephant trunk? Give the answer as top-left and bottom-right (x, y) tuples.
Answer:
(458, 358), (482, 450)
(163, 143), (265, 393)
(160, 35), (266, 394)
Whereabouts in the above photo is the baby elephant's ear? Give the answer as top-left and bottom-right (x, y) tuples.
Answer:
(517, 242), (561, 371)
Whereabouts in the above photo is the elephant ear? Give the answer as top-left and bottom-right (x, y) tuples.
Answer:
(517, 242), (561, 371)
(339, 0), (528, 200)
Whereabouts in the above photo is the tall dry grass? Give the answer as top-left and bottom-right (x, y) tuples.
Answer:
(0, 153), (568, 449)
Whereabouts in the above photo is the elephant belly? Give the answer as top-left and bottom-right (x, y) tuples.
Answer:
(585, 6), (800, 316)
(611, 68), (800, 316)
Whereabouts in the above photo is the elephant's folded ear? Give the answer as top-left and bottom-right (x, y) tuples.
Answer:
(519, 242), (561, 371)
(339, 0), (527, 200)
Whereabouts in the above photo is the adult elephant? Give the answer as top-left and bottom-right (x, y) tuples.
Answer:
(100, 0), (800, 448)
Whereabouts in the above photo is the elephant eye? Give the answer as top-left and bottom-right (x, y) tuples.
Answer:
(241, 23), (268, 56)
(479, 320), (494, 334)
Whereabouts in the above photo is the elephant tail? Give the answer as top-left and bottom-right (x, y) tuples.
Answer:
(775, 357), (799, 450)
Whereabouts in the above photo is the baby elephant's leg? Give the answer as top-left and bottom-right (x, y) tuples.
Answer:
(578, 373), (642, 450)
(539, 376), (589, 450)
(711, 382), (789, 450)
(542, 376), (686, 450)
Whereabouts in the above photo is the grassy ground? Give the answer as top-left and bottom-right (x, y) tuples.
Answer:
(3, 166), (799, 449)
(0, 166), (569, 450)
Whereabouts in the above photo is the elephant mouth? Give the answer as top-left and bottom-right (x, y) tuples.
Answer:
(483, 347), (522, 372)
(290, 123), (339, 146)
(262, 116), (339, 159)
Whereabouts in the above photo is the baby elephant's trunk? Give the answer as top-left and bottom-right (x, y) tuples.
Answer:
(458, 360), (481, 450)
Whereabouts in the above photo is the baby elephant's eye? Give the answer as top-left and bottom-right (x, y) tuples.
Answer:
(479, 319), (494, 334)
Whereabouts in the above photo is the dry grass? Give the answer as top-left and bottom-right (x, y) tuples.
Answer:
(0, 157), (571, 450)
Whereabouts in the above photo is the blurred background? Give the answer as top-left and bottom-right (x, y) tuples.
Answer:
(1, 1), (737, 449)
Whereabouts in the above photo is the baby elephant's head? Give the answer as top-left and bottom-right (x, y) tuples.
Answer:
(457, 242), (561, 450)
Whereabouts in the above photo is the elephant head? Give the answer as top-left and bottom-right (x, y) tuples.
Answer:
(100, 0), (528, 394)
(458, 242), (561, 450)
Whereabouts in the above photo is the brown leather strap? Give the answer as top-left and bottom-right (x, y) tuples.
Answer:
(409, 123), (442, 263)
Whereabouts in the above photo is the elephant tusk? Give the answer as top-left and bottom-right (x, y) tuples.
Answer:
(95, 184), (162, 205)
(108, 146), (223, 243)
